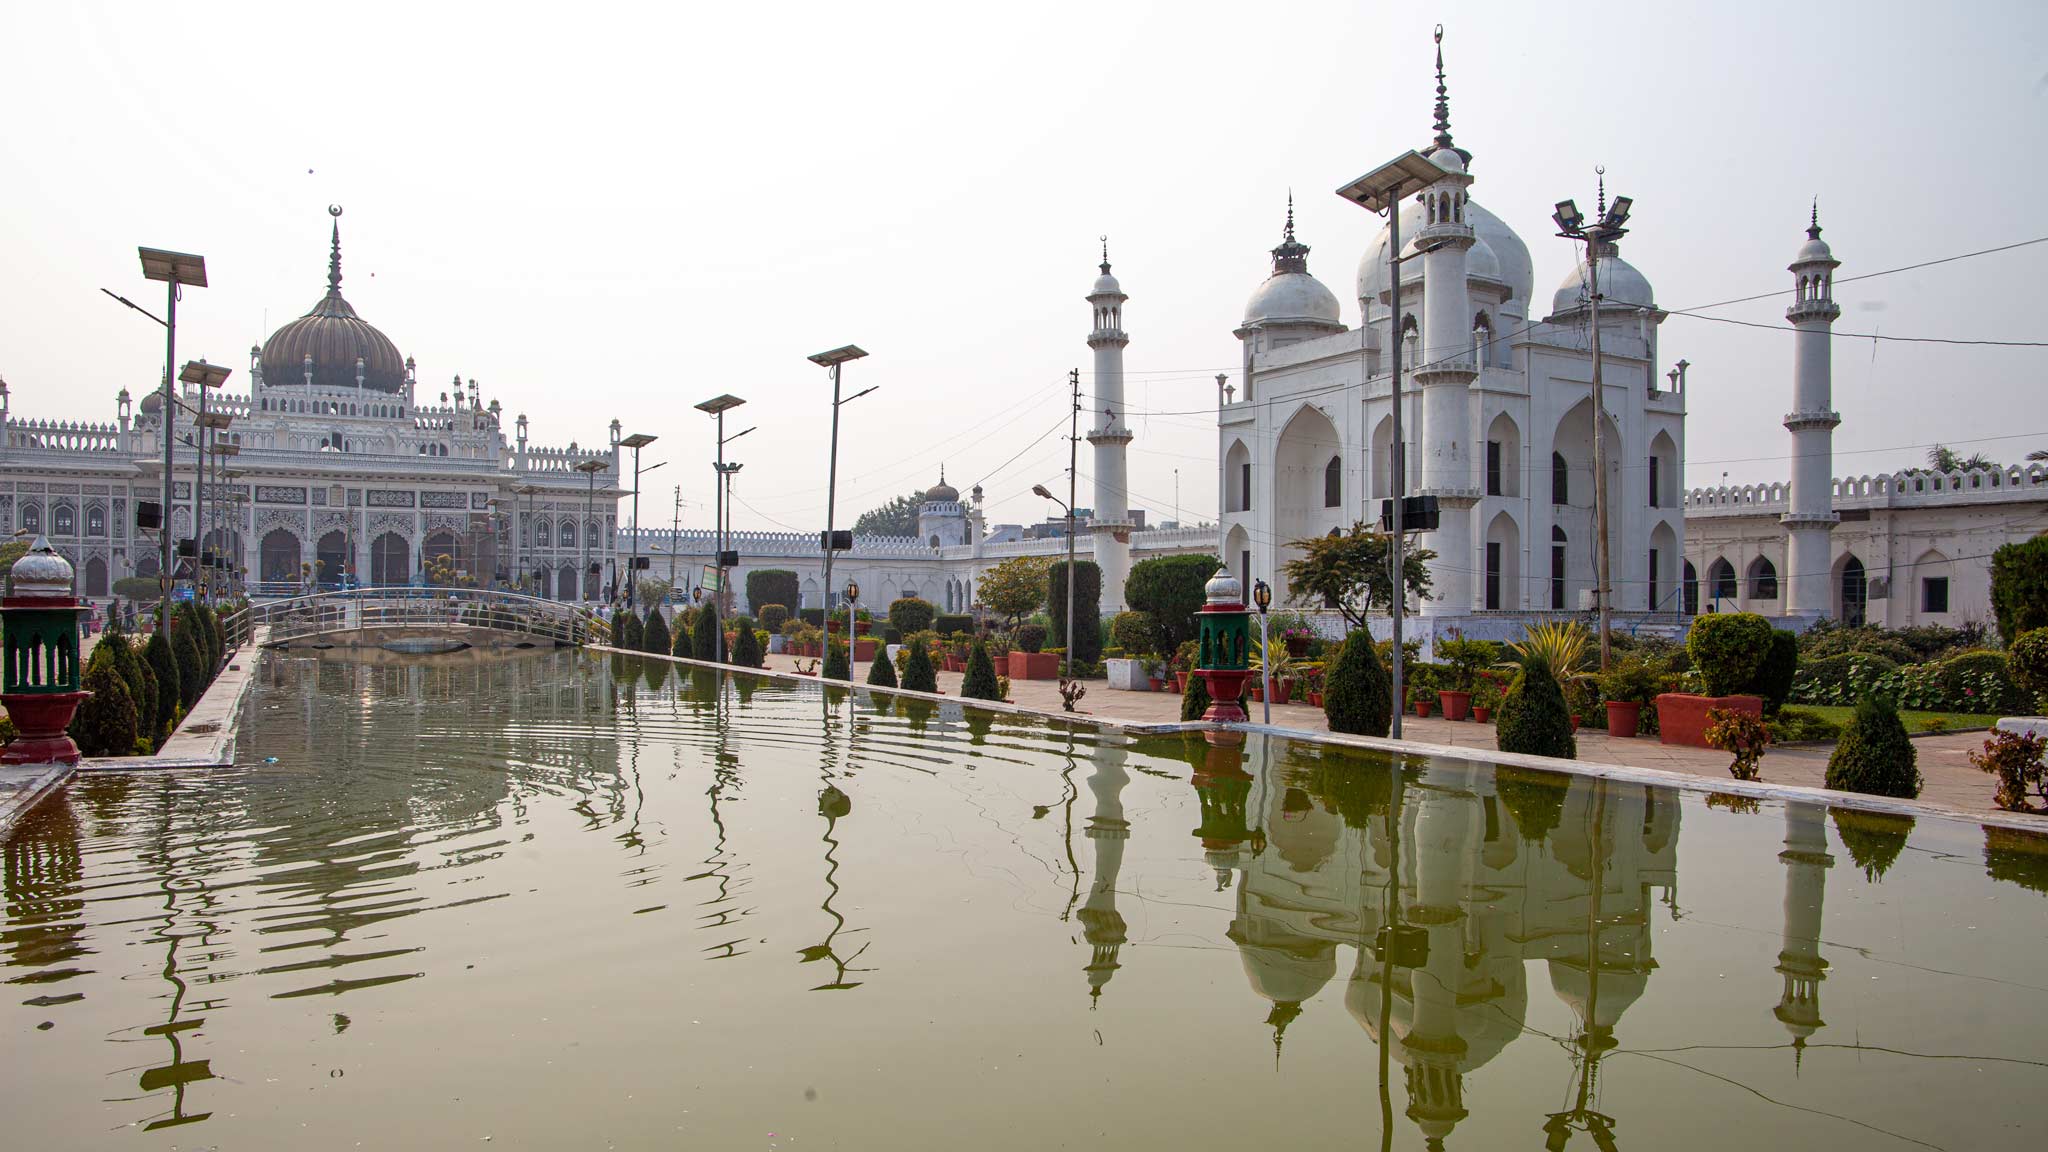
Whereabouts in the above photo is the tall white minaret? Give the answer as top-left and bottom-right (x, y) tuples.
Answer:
(1414, 30), (1479, 616)
(1782, 205), (1841, 617)
(1086, 241), (1135, 612)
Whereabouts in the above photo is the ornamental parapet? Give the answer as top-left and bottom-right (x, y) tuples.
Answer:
(1411, 357), (1478, 384)
(1779, 511), (1840, 528)
(1786, 299), (1841, 323)
(1084, 427), (1134, 445)
(1782, 409), (1842, 432)
(1419, 485), (1482, 509)
(1085, 331), (1129, 349)
(1687, 463), (2048, 516)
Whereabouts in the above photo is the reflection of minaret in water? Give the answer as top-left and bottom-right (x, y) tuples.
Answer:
(1079, 741), (1131, 1002)
(1400, 777), (1481, 1149)
(1774, 801), (1832, 1066)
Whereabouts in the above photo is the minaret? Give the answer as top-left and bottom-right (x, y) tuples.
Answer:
(1086, 241), (1135, 612)
(1412, 29), (1480, 616)
(1079, 742), (1131, 1002)
(1782, 204), (1842, 617)
(1774, 801), (1831, 1066)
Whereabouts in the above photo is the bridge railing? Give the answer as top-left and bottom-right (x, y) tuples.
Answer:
(221, 588), (608, 649)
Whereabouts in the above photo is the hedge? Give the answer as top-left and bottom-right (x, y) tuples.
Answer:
(692, 603), (721, 661)
(1497, 656), (1577, 760)
(759, 604), (790, 633)
(935, 614), (974, 635)
(68, 650), (139, 757)
(642, 608), (671, 655)
(961, 640), (1002, 700)
(1014, 623), (1047, 653)
(1110, 611), (1166, 657)
(1047, 560), (1103, 667)
(1687, 613), (1774, 697)
(867, 647), (898, 687)
(2011, 628), (2048, 710)
(901, 639), (938, 693)
(747, 570), (801, 617)
(1990, 534), (2048, 641)
(731, 618), (765, 668)
(823, 640), (849, 681)
(1125, 554), (1220, 650)
(1791, 651), (1899, 704)
(888, 598), (936, 636)
(143, 630), (180, 737)
(1755, 630), (1799, 715)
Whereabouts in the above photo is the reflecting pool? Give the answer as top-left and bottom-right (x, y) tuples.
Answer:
(4, 650), (2045, 1149)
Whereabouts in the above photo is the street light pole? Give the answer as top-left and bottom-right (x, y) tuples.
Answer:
(127, 248), (208, 624)
(576, 458), (607, 607)
(693, 395), (748, 665)
(808, 346), (872, 653)
(1253, 579), (1272, 725)
(620, 433), (658, 609)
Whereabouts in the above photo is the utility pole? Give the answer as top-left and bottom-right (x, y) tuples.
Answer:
(1066, 367), (1080, 675)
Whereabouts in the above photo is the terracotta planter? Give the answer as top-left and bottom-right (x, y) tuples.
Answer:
(1656, 693), (1761, 748)
(1414, 700), (1433, 718)
(1569, 715), (1581, 733)
(1438, 689), (1472, 722)
(1149, 677), (1166, 692)
(1248, 682), (1264, 702)
(853, 639), (878, 662)
(1472, 705), (1491, 724)
(1309, 691), (1323, 708)
(1285, 636), (1311, 658)
(1172, 672), (1187, 693)
(1008, 651), (1060, 680)
(1606, 699), (1643, 739)
(854, 621), (871, 636)
(826, 620), (842, 635)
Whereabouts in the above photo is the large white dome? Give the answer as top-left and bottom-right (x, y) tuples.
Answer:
(1357, 196), (1533, 311)
(1550, 249), (1655, 317)
(1244, 271), (1341, 327)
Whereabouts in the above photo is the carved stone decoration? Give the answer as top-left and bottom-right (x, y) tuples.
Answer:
(470, 491), (491, 510)
(315, 510), (354, 535)
(421, 490), (468, 509)
(367, 489), (416, 508)
(256, 507), (310, 540)
(257, 485), (309, 505)
(347, 489), (363, 507)
(423, 513), (469, 535)
(367, 511), (415, 539)
(173, 481), (191, 500)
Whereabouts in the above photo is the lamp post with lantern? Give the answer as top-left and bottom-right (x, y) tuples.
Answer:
(844, 577), (861, 679)
(1252, 578), (1273, 725)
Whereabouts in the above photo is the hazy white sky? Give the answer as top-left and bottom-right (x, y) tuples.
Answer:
(3, 0), (2043, 534)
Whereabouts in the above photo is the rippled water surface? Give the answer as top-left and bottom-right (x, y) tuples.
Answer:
(4, 649), (2046, 1149)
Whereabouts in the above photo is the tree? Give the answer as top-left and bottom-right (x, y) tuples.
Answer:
(853, 491), (928, 537)
(1496, 655), (1577, 760)
(977, 555), (1049, 628)
(692, 602), (721, 661)
(867, 646), (898, 687)
(1125, 554), (1220, 650)
(1281, 523), (1434, 629)
(901, 638), (937, 692)
(615, 607), (643, 650)
(642, 607), (671, 655)
(171, 612), (205, 709)
(823, 639), (850, 681)
(888, 597), (936, 636)
(100, 628), (156, 752)
(746, 570), (800, 617)
(1925, 444), (1998, 474)
(1826, 695), (1921, 798)
(731, 618), (765, 668)
(961, 639), (1003, 700)
(1687, 612), (1774, 697)
(1990, 534), (2048, 642)
(1324, 630), (1392, 736)
(1047, 559), (1103, 667)
(143, 630), (180, 736)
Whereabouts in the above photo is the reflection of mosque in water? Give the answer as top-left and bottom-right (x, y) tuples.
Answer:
(1074, 732), (1854, 1149)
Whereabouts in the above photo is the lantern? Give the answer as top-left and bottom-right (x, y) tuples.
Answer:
(2, 536), (92, 765)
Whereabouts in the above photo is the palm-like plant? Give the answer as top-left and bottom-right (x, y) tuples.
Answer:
(2028, 448), (2048, 462)
(1506, 621), (1591, 681)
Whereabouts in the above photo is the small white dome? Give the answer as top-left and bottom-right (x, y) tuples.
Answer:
(1204, 566), (1243, 605)
(1359, 197), (1532, 311)
(1793, 229), (1835, 267)
(9, 536), (75, 599)
(1091, 270), (1123, 297)
(1551, 250), (1655, 317)
(1426, 146), (1466, 173)
(1243, 271), (1341, 327)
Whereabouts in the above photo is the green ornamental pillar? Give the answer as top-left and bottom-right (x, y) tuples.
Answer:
(1194, 566), (1252, 723)
(2, 536), (92, 765)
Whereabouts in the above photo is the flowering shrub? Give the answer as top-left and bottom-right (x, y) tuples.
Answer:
(1704, 707), (1774, 781)
(1968, 729), (2047, 812)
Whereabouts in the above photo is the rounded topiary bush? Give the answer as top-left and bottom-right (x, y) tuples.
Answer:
(1755, 629), (1799, 715)
(1497, 655), (1577, 760)
(1324, 630), (1391, 737)
(1687, 612), (1774, 697)
(759, 604), (790, 634)
(1014, 623), (1047, 654)
(1825, 695), (1922, 798)
(1110, 610), (1165, 657)
(69, 650), (139, 757)
(901, 638), (937, 693)
(888, 597), (936, 637)
(2003, 629), (2048, 712)
(961, 640), (1002, 701)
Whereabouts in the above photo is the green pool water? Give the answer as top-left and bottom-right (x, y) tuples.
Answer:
(3, 649), (2044, 1149)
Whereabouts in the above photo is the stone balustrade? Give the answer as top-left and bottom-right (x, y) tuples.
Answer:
(1685, 464), (2048, 516)
(5, 418), (124, 452)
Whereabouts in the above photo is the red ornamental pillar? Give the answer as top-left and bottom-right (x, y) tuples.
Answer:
(2, 537), (92, 766)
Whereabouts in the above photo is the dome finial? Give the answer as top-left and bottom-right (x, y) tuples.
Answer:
(1284, 191), (1296, 243)
(1270, 192), (1311, 275)
(1431, 25), (1453, 151)
(326, 204), (344, 297)
(1099, 234), (1111, 274)
(1808, 197), (1822, 239)
(1596, 167), (1607, 217)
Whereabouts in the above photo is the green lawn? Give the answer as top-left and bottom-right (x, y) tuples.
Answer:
(1794, 705), (2004, 734)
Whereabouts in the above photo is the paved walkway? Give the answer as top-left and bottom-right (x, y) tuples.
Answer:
(764, 651), (2027, 823)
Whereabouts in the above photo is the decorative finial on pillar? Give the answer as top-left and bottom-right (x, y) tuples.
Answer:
(1808, 197), (1822, 239)
(1099, 235), (1111, 273)
(1284, 191), (1296, 242)
(1431, 25), (1453, 151)
(1271, 193), (1311, 274)
(326, 205), (344, 296)
(1596, 167), (1607, 218)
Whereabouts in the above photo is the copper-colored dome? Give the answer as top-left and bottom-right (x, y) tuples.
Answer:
(260, 209), (407, 394)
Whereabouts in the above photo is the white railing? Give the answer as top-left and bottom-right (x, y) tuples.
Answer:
(222, 587), (606, 648)
(1685, 464), (2048, 516)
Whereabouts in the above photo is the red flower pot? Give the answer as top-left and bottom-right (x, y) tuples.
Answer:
(1309, 691), (1323, 708)
(1569, 715), (1581, 733)
(1605, 699), (1642, 739)
(1285, 636), (1310, 658)
(1656, 693), (1761, 748)
(1438, 689), (1472, 722)
(1414, 701), (1433, 718)
(1248, 682), (1264, 702)
(1172, 672), (1187, 693)
(853, 639), (878, 662)
(1149, 677), (1166, 692)
(1473, 705), (1491, 724)
(1008, 651), (1060, 680)
(0, 690), (90, 766)
(854, 621), (871, 636)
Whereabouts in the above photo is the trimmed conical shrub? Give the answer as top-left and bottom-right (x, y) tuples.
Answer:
(1180, 666), (1212, 721)
(823, 639), (850, 681)
(143, 630), (180, 737)
(69, 649), (139, 757)
(1825, 695), (1921, 798)
(692, 603), (721, 661)
(732, 619), (764, 669)
(961, 639), (1003, 701)
(616, 608), (643, 650)
(901, 639), (937, 693)
(1325, 630), (1392, 737)
(641, 608), (670, 655)
(867, 646), (898, 687)
(1497, 655), (1577, 760)
(171, 613), (205, 709)
(100, 628), (155, 751)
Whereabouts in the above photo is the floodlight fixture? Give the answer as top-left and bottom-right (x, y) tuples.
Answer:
(1603, 196), (1633, 230)
(574, 458), (608, 474)
(139, 247), (208, 287)
(1553, 200), (1584, 234)
(807, 344), (868, 368)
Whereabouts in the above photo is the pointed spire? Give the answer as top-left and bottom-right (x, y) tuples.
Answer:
(1808, 197), (1822, 239)
(1270, 192), (1311, 275)
(326, 204), (344, 297)
(1596, 168), (1607, 218)
(1431, 25), (1453, 151)
(1099, 235), (1111, 274)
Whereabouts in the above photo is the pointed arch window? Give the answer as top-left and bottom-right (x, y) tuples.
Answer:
(1748, 556), (1779, 600)
(1550, 525), (1567, 610)
(1707, 558), (1738, 605)
(1551, 452), (1569, 505)
(1323, 456), (1341, 508)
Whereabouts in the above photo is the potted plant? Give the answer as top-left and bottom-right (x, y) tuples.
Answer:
(1408, 684), (1437, 718)
(1283, 626), (1313, 659)
(1471, 676), (1503, 724)
(853, 608), (873, 636)
(1146, 657), (1167, 692)
(1599, 658), (1663, 739)
(1434, 634), (1499, 722)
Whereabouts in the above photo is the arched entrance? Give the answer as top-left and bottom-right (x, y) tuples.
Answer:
(557, 565), (578, 601)
(371, 532), (410, 587)
(316, 530), (349, 588)
(1682, 560), (1699, 616)
(423, 530), (460, 584)
(1837, 554), (1867, 626)
(260, 528), (302, 585)
(1483, 511), (1520, 611)
(84, 556), (109, 598)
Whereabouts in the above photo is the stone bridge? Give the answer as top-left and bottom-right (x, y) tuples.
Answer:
(223, 588), (607, 651)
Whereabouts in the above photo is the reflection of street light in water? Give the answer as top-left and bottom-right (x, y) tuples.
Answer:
(800, 783), (872, 991)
